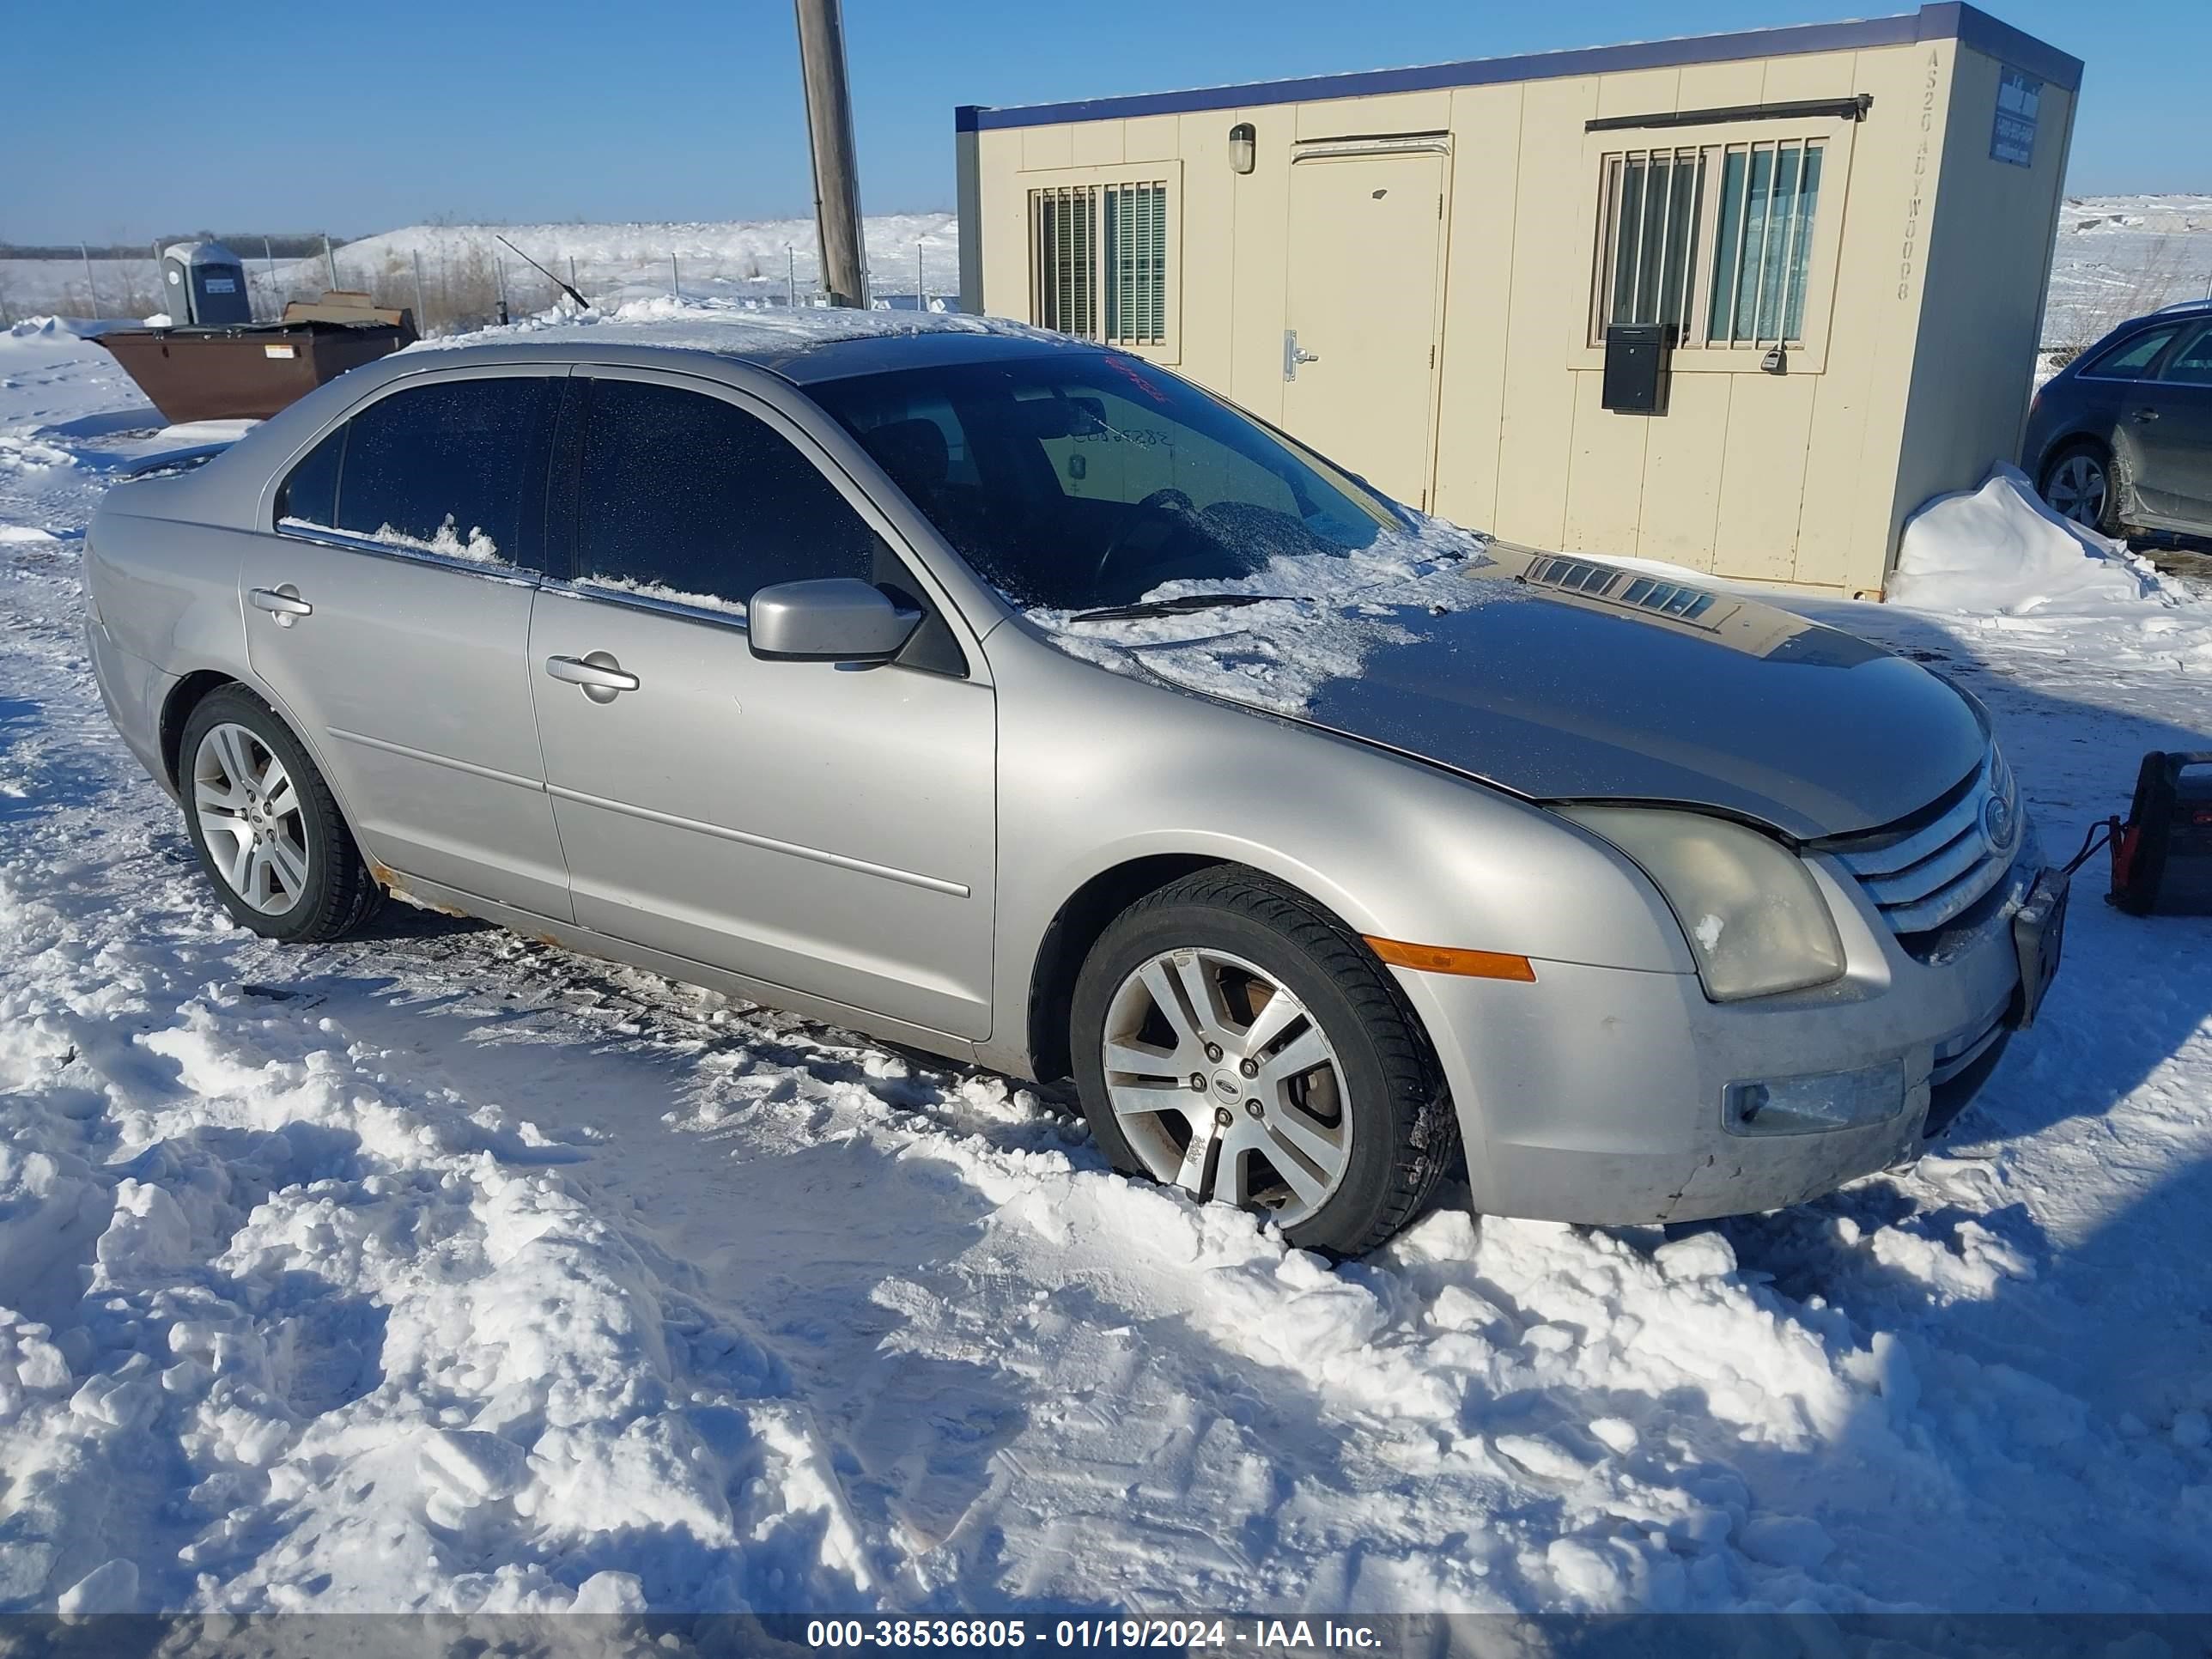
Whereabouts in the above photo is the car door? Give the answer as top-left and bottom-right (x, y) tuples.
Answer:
(527, 368), (996, 1039)
(2128, 319), (2212, 531)
(240, 366), (573, 921)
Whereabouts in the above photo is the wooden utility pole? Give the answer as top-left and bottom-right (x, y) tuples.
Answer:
(793, 0), (866, 308)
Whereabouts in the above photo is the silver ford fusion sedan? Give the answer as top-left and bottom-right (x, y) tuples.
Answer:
(83, 318), (2066, 1255)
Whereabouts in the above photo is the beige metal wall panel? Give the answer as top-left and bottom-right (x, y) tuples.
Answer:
(1888, 48), (2075, 571)
(1674, 58), (1767, 109)
(975, 131), (1030, 323)
(1071, 120), (1125, 167)
(1492, 74), (1601, 551)
(1593, 66), (1681, 120)
(1562, 371), (1651, 552)
(1634, 373), (1732, 571)
(1226, 107), (1293, 424)
(1760, 45), (1861, 100)
(1808, 42), (1954, 592)
(1713, 374), (1820, 580)
(1429, 82), (1523, 531)
(1294, 91), (1452, 140)
(956, 128), (984, 313)
(1176, 112), (1237, 392)
(1021, 125), (1073, 171)
(1124, 115), (1180, 161)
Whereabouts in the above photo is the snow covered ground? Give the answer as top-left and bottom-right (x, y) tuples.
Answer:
(3, 313), (2212, 1620)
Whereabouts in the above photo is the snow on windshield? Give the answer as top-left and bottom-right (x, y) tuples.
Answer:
(1025, 518), (1492, 715)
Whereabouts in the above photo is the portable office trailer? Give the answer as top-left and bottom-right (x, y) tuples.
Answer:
(956, 3), (2081, 597)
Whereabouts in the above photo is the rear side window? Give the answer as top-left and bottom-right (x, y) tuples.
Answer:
(285, 377), (557, 567)
(275, 429), (343, 527)
(2081, 325), (2179, 380)
(573, 379), (884, 611)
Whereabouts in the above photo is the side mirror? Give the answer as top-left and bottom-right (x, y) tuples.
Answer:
(747, 578), (922, 663)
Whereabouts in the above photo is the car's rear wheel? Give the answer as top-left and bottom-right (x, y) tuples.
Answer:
(1070, 869), (1459, 1256)
(2040, 441), (2121, 536)
(179, 687), (383, 942)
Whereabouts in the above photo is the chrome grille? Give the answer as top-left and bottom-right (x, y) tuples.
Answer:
(1829, 748), (2021, 936)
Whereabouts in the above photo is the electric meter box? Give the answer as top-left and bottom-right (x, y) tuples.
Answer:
(160, 241), (252, 328)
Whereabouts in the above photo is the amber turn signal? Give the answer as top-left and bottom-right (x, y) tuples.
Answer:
(1362, 936), (1537, 981)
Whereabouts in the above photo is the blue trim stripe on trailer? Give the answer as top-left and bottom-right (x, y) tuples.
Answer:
(951, 3), (2080, 135)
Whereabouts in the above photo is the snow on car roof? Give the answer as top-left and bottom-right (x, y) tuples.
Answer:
(408, 294), (1085, 380)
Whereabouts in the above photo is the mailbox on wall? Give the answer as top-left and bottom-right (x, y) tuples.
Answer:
(1602, 323), (1674, 416)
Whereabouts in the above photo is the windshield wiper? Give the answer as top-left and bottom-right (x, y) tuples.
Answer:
(1068, 592), (1297, 623)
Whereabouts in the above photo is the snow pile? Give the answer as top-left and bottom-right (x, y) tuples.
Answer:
(1890, 465), (2171, 615)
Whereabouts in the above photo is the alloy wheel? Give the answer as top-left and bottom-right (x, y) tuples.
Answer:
(1100, 947), (1352, 1225)
(2044, 452), (2109, 528)
(192, 721), (310, 915)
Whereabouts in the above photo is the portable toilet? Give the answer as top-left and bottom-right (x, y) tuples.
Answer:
(159, 240), (252, 327)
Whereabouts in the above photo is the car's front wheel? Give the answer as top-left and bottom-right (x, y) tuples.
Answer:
(2039, 441), (2121, 536)
(179, 686), (384, 942)
(1070, 869), (1459, 1256)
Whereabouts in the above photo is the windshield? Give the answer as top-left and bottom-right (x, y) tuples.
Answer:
(808, 352), (1401, 611)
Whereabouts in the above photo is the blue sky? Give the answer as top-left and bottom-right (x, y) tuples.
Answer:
(5, 0), (2202, 244)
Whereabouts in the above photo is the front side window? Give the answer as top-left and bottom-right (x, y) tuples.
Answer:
(572, 379), (884, 612)
(1591, 137), (1826, 349)
(289, 377), (557, 566)
(2154, 322), (2212, 386)
(1030, 180), (1170, 347)
(812, 353), (1399, 612)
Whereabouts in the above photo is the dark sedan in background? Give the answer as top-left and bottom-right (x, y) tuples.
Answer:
(2026, 299), (2212, 540)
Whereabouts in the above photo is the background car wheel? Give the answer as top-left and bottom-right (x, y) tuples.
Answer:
(179, 687), (384, 943)
(2039, 441), (2122, 537)
(1070, 868), (1459, 1257)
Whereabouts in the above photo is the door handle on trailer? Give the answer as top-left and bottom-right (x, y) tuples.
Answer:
(544, 653), (640, 703)
(248, 586), (312, 625)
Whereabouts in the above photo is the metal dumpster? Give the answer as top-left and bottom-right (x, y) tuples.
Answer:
(94, 303), (417, 425)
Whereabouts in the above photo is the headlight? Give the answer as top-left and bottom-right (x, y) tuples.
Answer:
(1558, 805), (1845, 1000)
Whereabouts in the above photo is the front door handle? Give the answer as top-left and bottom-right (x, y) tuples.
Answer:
(2133, 407), (2161, 422)
(249, 585), (312, 626)
(545, 652), (639, 704)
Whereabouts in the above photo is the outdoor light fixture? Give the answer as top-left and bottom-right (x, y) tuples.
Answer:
(1230, 123), (1256, 174)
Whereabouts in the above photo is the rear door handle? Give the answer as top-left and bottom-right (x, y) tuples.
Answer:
(249, 585), (312, 625)
(2133, 407), (2161, 422)
(544, 652), (639, 703)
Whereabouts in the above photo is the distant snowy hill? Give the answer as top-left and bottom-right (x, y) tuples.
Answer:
(3, 194), (2205, 345)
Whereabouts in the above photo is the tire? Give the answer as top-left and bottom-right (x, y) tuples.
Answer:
(177, 686), (384, 943)
(2039, 440), (2123, 538)
(1069, 868), (1459, 1256)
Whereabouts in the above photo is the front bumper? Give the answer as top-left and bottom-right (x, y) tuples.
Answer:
(1398, 837), (2042, 1225)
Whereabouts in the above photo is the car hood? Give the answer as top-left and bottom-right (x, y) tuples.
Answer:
(1162, 552), (1985, 839)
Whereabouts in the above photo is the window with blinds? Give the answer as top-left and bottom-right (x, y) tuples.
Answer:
(1030, 180), (1169, 346)
(1707, 140), (1824, 347)
(1596, 148), (1707, 342)
(1590, 137), (1827, 351)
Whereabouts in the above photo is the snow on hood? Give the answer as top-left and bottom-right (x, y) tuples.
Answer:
(1029, 526), (1989, 837)
(1890, 465), (2174, 616)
